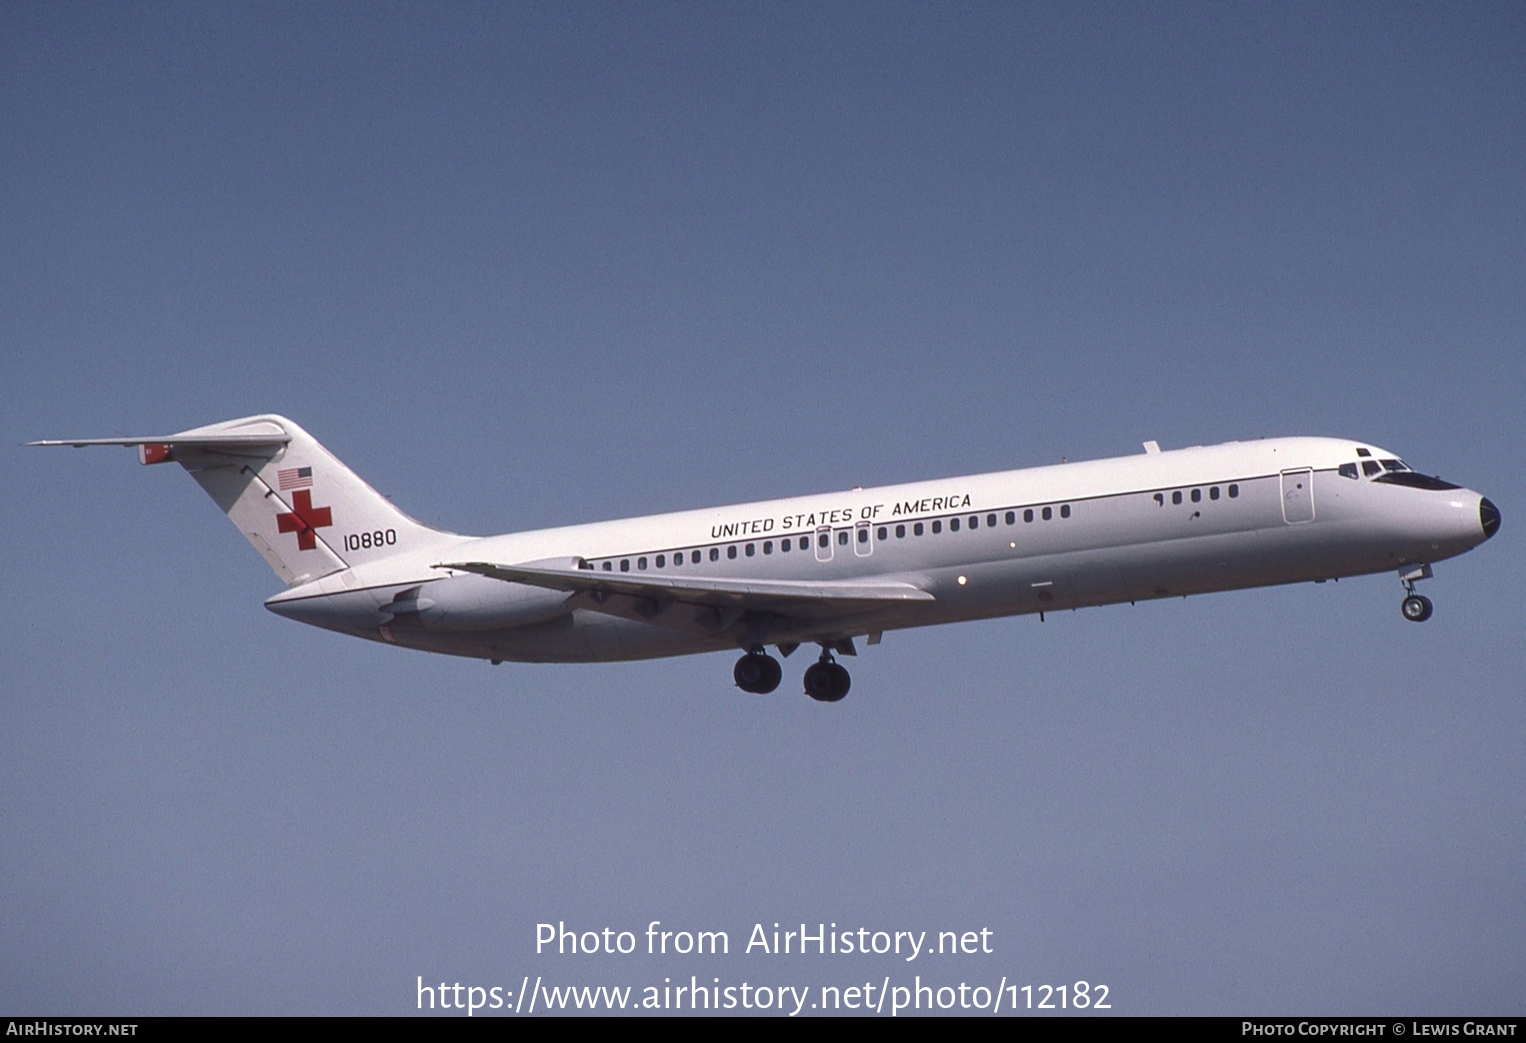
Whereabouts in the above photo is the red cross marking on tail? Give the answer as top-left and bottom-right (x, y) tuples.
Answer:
(276, 489), (333, 550)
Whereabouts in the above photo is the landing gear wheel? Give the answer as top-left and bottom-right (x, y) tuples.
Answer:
(803, 661), (851, 702)
(1401, 594), (1433, 623)
(734, 652), (782, 694)
(759, 655), (782, 693)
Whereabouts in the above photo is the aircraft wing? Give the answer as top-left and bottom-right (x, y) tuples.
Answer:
(437, 559), (933, 626)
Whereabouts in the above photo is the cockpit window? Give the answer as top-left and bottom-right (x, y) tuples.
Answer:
(1362, 460), (1382, 477)
(1338, 463), (1359, 479)
(1380, 459), (1409, 472)
(1355, 448), (1371, 457)
(1373, 471), (1461, 491)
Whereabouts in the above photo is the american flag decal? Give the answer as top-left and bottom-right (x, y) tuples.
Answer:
(277, 466), (313, 490)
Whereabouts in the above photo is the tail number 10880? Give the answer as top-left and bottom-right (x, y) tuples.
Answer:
(344, 529), (397, 552)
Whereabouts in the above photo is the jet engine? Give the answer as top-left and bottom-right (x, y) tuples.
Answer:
(381, 573), (571, 631)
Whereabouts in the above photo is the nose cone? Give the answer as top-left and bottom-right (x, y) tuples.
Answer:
(1480, 497), (1501, 539)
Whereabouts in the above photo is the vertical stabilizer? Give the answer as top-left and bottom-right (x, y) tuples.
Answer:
(32, 414), (463, 586)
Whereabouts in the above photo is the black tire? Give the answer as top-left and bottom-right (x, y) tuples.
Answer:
(734, 654), (764, 691)
(803, 663), (836, 701)
(805, 662), (850, 702)
(1401, 594), (1433, 623)
(826, 663), (851, 701)
(735, 653), (781, 693)
(758, 655), (782, 694)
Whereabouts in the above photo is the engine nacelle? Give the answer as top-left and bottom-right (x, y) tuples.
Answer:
(384, 573), (570, 631)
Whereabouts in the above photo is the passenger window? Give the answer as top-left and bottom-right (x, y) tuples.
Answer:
(709, 548), (719, 561)
(1191, 489), (1201, 503)
(621, 560), (630, 572)
(780, 539), (789, 553)
(877, 526), (888, 540)
(693, 551), (702, 563)
(818, 533), (829, 548)
(1228, 484), (1239, 498)
(1210, 486), (1220, 499)
(988, 514), (997, 527)
(727, 546), (737, 559)
(1024, 509), (1034, 522)
(1041, 506), (1052, 520)
(969, 515), (979, 529)
(656, 554), (665, 567)
(799, 537), (809, 551)
(838, 530), (849, 545)
(638, 557), (647, 569)
(763, 541), (772, 554)
(1363, 460), (1382, 476)
(932, 520), (942, 533)
(950, 518), (960, 532)
(857, 528), (868, 543)
(673, 553), (682, 566)
(745, 544), (755, 556)
(1005, 511), (1015, 525)
(896, 524), (906, 538)
(914, 522), (924, 536)
(1153, 493), (1163, 506)
(1338, 463), (1359, 480)
(1172, 491), (1182, 505)
(1060, 504), (1071, 518)
(603, 561), (612, 571)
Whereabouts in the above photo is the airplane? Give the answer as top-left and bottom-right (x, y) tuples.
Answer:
(33, 414), (1499, 701)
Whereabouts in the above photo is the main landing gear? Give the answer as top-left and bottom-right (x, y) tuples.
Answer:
(734, 644), (852, 700)
(1399, 565), (1434, 623)
(733, 649), (782, 694)
(802, 651), (851, 703)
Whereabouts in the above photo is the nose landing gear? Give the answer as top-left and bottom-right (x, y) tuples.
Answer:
(803, 650), (851, 702)
(733, 649), (782, 694)
(1399, 565), (1435, 623)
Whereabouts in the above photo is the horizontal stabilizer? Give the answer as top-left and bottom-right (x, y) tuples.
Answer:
(438, 559), (934, 617)
(27, 433), (289, 448)
(28, 417), (290, 451)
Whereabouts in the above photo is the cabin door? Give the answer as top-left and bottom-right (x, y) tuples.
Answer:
(1280, 468), (1315, 524)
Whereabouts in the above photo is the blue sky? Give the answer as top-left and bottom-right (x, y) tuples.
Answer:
(3, 1), (1522, 1014)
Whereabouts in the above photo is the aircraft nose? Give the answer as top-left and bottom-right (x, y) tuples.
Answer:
(1480, 497), (1501, 539)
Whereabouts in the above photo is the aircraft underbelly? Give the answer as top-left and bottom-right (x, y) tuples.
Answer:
(408, 528), (1426, 661)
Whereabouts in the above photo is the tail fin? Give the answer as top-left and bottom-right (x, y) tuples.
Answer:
(31, 414), (460, 586)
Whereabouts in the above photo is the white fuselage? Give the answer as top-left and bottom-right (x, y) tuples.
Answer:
(265, 436), (1496, 664)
